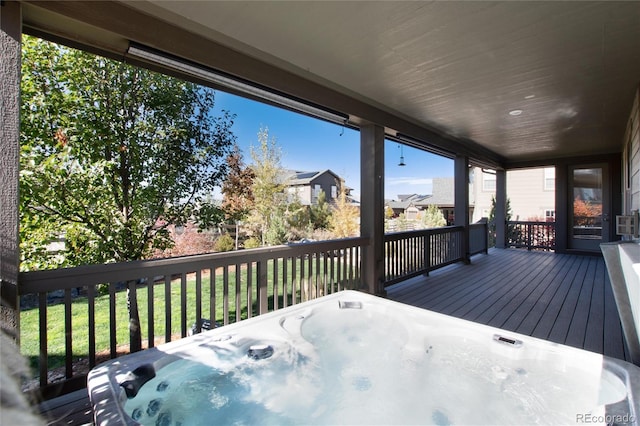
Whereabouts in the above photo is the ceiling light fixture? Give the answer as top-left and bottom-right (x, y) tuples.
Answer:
(127, 44), (349, 125)
(509, 109), (523, 116)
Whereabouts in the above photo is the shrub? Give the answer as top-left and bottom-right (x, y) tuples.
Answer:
(214, 234), (235, 252)
(243, 237), (261, 249)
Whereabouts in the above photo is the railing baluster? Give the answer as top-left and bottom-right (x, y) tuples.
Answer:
(147, 277), (154, 348)
(257, 260), (268, 314)
(282, 258), (288, 308)
(246, 262), (253, 318)
(180, 273), (187, 338)
(223, 266), (229, 325)
(349, 247), (356, 290)
(64, 289), (72, 378)
(292, 257), (298, 304)
(88, 285), (96, 367)
(315, 251), (321, 297)
(109, 283), (117, 358)
(272, 259), (278, 311)
(164, 276), (171, 343)
(235, 264), (242, 322)
(39, 292), (48, 388)
(195, 270), (202, 335)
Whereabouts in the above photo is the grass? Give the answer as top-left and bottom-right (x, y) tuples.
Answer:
(20, 257), (355, 374)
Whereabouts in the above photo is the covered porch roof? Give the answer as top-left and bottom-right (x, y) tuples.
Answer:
(19, 1), (640, 168)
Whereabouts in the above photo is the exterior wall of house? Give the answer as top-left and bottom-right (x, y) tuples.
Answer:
(624, 86), (640, 213)
(472, 169), (495, 222)
(310, 173), (340, 204)
(471, 167), (555, 223)
(287, 172), (341, 206)
(288, 185), (312, 205)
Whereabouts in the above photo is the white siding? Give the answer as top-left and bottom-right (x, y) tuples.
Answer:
(625, 87), (640, 213)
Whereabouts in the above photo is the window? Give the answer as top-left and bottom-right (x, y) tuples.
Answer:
(482, 172), (496, 191)
(545, 209), (555, 222)
(544, 167), (555, 191)
(312, 184), (321, 203)
(331, 185), (337, 199)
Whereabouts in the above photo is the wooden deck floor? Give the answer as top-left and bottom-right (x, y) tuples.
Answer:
(38, 248), (630, 424)
(387, 248), (630, 362)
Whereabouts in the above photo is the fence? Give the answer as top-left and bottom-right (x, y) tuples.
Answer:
(507, 221), (556, 251)
(383, 226), (469, 286)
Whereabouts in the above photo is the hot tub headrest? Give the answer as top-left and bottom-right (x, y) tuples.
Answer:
(119, 364), (156, 399)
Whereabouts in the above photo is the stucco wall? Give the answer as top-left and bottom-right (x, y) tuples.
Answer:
(1, 1), (22, 336)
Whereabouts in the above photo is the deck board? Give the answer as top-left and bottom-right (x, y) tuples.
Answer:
(387, 248), (631, 362)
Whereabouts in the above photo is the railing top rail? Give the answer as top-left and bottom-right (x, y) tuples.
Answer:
(508, 221), (556, 226)
(19, 237), (369, 293)
(384, 226), (464, 239)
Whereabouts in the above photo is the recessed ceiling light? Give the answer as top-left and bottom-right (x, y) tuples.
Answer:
(509, 109), (523, 116)
(524, 94), (535, 100)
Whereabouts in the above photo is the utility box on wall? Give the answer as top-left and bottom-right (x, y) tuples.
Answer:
(616, 210), (639, 238)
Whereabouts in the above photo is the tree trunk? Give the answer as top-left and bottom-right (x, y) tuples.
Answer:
(127, 280), (142, 352)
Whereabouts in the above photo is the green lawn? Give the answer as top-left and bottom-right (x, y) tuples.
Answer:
(20, 257), (354, 373)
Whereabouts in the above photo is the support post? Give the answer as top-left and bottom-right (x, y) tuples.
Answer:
(360, 123), (385, 295)
(1, 1), (22, 340)
(454, 156), (470, 263)
(495, 169), (507, 249)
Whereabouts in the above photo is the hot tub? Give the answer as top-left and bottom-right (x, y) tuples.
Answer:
(88, 290), (640, 425)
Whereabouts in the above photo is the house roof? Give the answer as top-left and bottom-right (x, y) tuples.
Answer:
(387, 178), (476, 209)
(287, 169), (341, 186)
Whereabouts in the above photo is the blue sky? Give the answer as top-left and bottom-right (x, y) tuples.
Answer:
(212, 90), (454, 201)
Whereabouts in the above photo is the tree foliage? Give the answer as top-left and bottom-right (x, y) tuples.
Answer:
(421, 204), (446, 228)
(573, 197), (602, 226)
(19, 36), (235, 270)
(329, 187), (359, 238)
(247, 127), (288, 245)
(221, 144), (255, 222)
(310, 190), (331, 230)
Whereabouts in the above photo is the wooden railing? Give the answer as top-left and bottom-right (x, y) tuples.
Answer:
(19, 237), (367, 397)
(507, 221), (556, 251)
(469, 222), (489, 256)
(383, 226), (467, 286)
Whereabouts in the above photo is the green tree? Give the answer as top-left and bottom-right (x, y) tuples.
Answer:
(310, 190), (331, 230)
(422, 204), (446, 228)
(20, 36), (235, 350)
(489, 195), (514, 247)
(247, 127), (288, 245)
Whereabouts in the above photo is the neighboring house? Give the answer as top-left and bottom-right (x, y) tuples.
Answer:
(286, 169), (357, 206)
(471, 167), (556, 223)
(386, 194), (430, 219)
(385, 178), (474, 225)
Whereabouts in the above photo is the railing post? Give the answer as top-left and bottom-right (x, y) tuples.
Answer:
(257, 259), (268, 315)
(360, 123), (386, 295)
(454, 156), (470, 263)
(495, 169), (507, 249)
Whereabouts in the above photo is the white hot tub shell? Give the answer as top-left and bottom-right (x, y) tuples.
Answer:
(88, 290), (640, 425)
